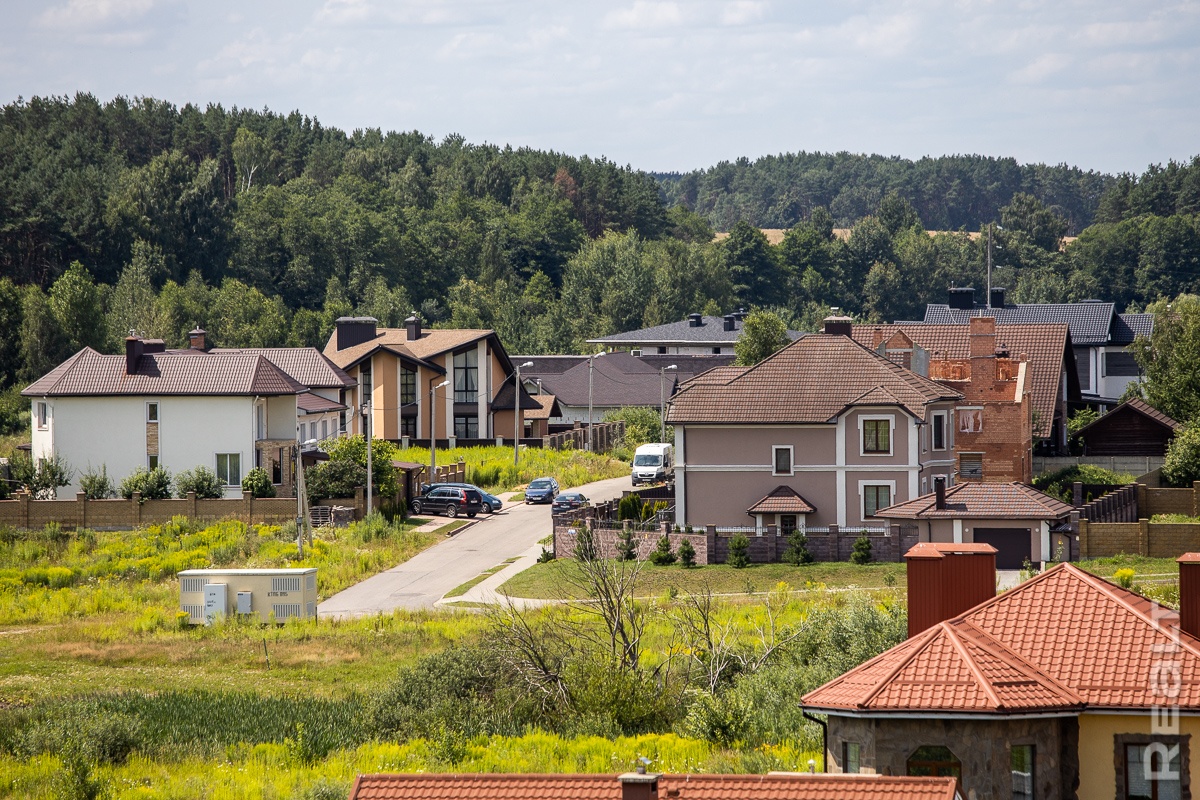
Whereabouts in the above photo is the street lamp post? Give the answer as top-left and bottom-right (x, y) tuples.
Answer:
(360, 395), (372, 516)
(659, 364), (677, 443)
(429, 379), (450, 485)
(514, 361), (533, 466)
(587, 351), (606, 452)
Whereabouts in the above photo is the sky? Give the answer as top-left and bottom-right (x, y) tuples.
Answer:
(1, 0), (1198, 176)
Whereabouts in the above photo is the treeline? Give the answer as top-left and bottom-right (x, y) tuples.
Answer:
(3, 94), (1200, 404)
(656, 152), (1115, 233)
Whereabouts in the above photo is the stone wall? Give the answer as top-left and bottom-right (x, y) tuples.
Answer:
(1080, 518), (1200, 559)
(826, 714), (1078, 799)
(553, 522), (710, 563)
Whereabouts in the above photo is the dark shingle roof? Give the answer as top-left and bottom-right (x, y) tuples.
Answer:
(1111, 312), (1155, 345)
(667, 334), (962, 425)
(588, 316), (803, 346)
(23, 348), (306, 397)
(535, 352), (672, 408)
(747, 485), (817, 514)
(1074, 396), (1180, 436)
(923, 302), (1119, 345)
(296, 392), (347, 414)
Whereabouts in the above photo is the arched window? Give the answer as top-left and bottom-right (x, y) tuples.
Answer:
(907, 745), (962, 778)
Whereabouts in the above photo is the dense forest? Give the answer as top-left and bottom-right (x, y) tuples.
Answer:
(3, 93), (1200, 418)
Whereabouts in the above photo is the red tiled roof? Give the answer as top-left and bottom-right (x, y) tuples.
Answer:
(667, 335), (961, 425)
(676, 365), (749, 389)
(803, 563), (1200, 714)
(875, 482), (1073, 520)
(208, 347), (355, 389)
(349, 773), (958, 800)
(850, 323), (1071, 438)
(22, 348), (306, 397)
(747, 486), (817, 514)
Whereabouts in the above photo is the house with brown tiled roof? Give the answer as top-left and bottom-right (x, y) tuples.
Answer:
(875, 481), (1074, 568)
(23, 337), (311, 498)
(665, 316), (963, 532)
(348, 771), (960, 800)
(322, 316), (537, 445)
(803, 543), (1200, 798)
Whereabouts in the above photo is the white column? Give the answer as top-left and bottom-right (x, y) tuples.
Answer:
(835, 416), (847, 527)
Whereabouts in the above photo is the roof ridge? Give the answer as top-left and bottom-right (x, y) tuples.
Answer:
(950, 619), (1084, 707)
(858, 624), (943, 708)
(940, 622), (1005, 710)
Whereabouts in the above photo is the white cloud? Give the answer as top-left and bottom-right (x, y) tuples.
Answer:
(603, 2), (683, 31)
(1010, 52), (1070, 84)
(721, 1), (766, 26)
(36, 0), (158, 30)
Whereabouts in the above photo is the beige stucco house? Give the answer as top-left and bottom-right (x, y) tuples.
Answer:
(665, 317), (964, 532)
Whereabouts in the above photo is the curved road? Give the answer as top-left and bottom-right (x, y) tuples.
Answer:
(318, 473), (633, 617)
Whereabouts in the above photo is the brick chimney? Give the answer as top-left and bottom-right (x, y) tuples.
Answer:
(905, 542), (997, 638)
(125, 335), (144, 375)
(822, 314), (853, 336)
(617, 772), (660, 800)
(188, 327), (207, 351)
(405, 314), (423, 340)
(969, 316), (998, 386)
(933, 476), (947, 509)
(1178, 553), (1200, 640)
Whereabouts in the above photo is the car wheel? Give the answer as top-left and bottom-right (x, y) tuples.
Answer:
(446, 504), (458, 518)
(411, 500), (422, 514)
(467, 512), (476, 518)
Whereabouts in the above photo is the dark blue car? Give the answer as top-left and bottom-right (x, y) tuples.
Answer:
(524, 477), (560, 504)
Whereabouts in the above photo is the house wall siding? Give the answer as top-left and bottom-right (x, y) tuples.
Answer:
(684, 426), (836, 466)
(1077, 713), (1200, 800)
(683, 469), (838, 528)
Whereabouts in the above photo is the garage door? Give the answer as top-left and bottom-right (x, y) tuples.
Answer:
(974, 528), (1032, 570)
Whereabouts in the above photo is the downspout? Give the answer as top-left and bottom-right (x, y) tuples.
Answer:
(801, 709), (828, 773)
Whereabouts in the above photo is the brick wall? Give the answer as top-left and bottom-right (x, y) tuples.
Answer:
(1080, 518), (1200, 559)
(1145, 487), (1198, 516)
(554, 522), (710, 563)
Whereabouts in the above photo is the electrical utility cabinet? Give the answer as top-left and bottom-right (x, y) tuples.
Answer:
(178, 568), (318, 625)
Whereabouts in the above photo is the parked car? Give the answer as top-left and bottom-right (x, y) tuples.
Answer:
(421, 482), (503, 513)
(551, 492), (589, 513)
(524, 477), (560, 504)
(410, 485), (484, 518)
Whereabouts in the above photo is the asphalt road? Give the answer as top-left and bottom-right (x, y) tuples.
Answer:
(318, 472), (633, 617)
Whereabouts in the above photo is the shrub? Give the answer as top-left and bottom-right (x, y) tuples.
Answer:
(615, 526), (637, 561)
(1114, 568), (1136, 589)
(78, 465), (115, 500)
(242, 467), (276, 498)
(325, 435), (400, 497)
(727, 534), (750, 568)
(850, 536), (873, 565)
(1163, 424), (1200, 488)
(175, 466), (224, 499)
(1031, 464), (1136, 503)
(119, 466), (172, 501)
(648, 535), (676, 566)
(8, 450), (73, 499)
(782, 529), (814, 565)
(602, 406), (666, 450)
(305, 459), (365, 503)
(537, 547), (555, 563)
(677, 539), (696, 567)
(617, 495), (642, 521)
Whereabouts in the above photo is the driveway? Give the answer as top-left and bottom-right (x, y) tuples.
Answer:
(318, 473), (634, 617)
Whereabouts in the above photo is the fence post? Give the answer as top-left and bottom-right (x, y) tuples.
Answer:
(1137, 483), (1148, 516)
(1072, 481), (1083, 507)
(76, 492), (86, 529)
(19, 493), (29, 529)
(705, 524), (717, 566)
(132, 492), (142, 526)
(1194, 481), (1200, 518)
(243, 490), (254, 524)
(1079, 519), (1089, 559)
(765, 524), (777, 562)
(1139, 518), (1150, 557)
(187, 491), (197, 519)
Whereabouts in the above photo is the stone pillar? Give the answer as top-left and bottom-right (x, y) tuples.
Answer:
(765, 524), (777, 562)
(1139, 518), (1150, 556)
(77, 492), (87, 529)
(187, 491), (197, 519)
(1137, 483), (1148, 515)
(1079, 519), (1090, 559)
(19, 492), (30, 529)
(243, 490), (254, 524)
(705, 524), (717, 567)
(132, 492), (142, 526)
(1194, 481), (1200, 518)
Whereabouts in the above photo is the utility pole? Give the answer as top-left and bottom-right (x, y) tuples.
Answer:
(362, 395), (373, 517)
(587, 351), (606, 452)
(987, 224), (993, 309)
(513, 361), (533, 466)
(660, 364), (677, 443)
(429, 379), (450, 484)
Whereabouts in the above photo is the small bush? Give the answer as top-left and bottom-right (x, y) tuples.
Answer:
(175, 466), (224, 499)
(677, 539), (696, 567)
(305, 460), (365, 503)
(537, 547), (555, 563)
(78, 465), (115, 500)
(1163, 424), (1200, 488)
(648, 535), (676, 566)
(1031, 464), (1136, 503)
(119, 466), (173, 501)
(850, 536), (873, 565)
(1114, 568), (1135, 589)
(782, 529), (813, 565)
(617, 495), (642, 521)
(726, 534), (750, 568)
(242, 467), (276, 498)
(615, 526), (637, 561)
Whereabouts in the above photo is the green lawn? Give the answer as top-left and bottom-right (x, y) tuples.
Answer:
(444, 558), (517, 598)
(499, 558), (906, 600)
(1074, 554), (1181, 580)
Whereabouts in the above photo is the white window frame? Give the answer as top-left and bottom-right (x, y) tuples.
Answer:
(772, 445), (795, 476)
(931, 410), (947, 451)
(215, 452), (242, 487)
(146, 401), (159, 423)
(36, 401), (48, 430)
(860, 480), (896, 519)
(858, 414), (894, 457)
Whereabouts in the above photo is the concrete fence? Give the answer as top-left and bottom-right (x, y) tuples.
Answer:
(1034, 455), (1165, 476)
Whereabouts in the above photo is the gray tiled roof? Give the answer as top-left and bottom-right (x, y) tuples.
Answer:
(1111, 313), (1155, 345)
(23, 348), (307, 397)
(923, 302), (1120, 346)
(534, 352), (674, 408)
(588, 316), (804, 346)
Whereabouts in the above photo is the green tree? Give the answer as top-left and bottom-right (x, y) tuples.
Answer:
(851, 536), (873, 565)
(734, 310), (790, 366)
(232, 127), (277, 192)
(723, 221), (782, 309)
(49, 262), (107, 353)
(649, 535), (677, 566)
(1130, 294), (1200, 423)
(1162, 424), (1200, 488)
(782, 529), (814, 565)
(0, 278), (22, 388)
(1001, 193), (1069, 251)
(108, 241), (170, 347)
(677, 538), (696, 567)
(726, 533), (750, 568)
(19, 285), (70, 381)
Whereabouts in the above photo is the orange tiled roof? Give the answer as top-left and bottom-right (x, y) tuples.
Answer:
(667, 335), (961, 425)
(747, 486), (817, 514)
(323, 327), (492, 371)
(349, 773), (959, 800)
(850, 323), (1071, 438)
(875, 482), (1073, 520)
(803, 563), (1200, 714)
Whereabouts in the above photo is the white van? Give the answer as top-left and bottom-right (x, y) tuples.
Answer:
(632, 443), (674, 485)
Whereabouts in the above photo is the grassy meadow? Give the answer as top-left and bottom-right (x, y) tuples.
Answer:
(391, 445), (629, 493)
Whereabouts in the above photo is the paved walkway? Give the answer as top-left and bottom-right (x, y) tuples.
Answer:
(318, 473), (632, 617)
